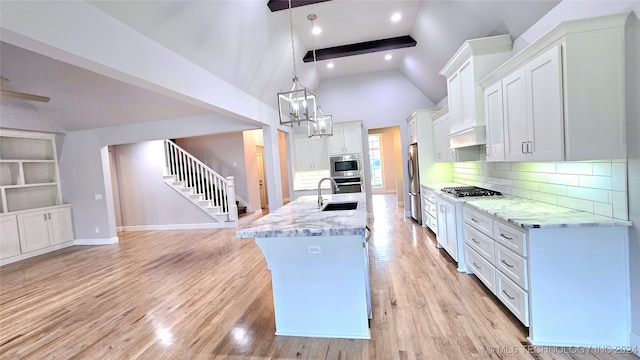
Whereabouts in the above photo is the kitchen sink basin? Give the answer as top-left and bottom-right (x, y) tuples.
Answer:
(322, 201), (358, 211)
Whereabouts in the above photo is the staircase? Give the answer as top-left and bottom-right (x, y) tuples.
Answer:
(162, 140), (238, 226)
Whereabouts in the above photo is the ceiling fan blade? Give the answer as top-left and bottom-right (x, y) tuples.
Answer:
(0, 90), (50, 103)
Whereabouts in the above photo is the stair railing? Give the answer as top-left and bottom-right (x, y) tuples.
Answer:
(164, 140), (237, 222)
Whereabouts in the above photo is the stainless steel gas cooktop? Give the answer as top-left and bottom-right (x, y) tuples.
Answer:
(441, 186), (502, 198)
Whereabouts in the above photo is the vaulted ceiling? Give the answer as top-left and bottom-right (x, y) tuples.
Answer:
(0, 0), (560, 132)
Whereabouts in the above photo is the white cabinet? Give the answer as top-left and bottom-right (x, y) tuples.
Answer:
(463, 205), (529, 326)
(500, 46), (563, 161)
(483, 81), (506, 162)
(440, 35), (512, 135)
(0, 129), (74, 264)
(327, 121), (363, 156)
(433, 111), (454, 162)
(294, 135), (328, 171)
(480, 14), (628, 161)
(436, 197), (457, 261)
(422, 189), (438, 233)
(17, 206), (73, 253)
(408, 117), (417, 144)
(0, 215), (21, 259)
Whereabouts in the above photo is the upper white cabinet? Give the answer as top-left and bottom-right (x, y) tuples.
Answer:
(408, 116), (418, 144)
(327, 121), (363, 156)
(480, 13), (629, 161)
(294, 135), (329, 171)
(432, 109), (454, 162)
(440, 35), (512, 143)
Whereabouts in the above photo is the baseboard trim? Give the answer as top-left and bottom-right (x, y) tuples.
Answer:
(631, 331), (640, 354)
(120, 223), (234, 231)
(74, 236), (119, 245)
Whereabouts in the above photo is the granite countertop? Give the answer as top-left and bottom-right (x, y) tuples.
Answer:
(464, 195), (632, 229)
(422, 183), (631, 229)
(236, 193), (367, 238)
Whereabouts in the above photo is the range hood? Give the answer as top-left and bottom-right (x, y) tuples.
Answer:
(449, 126), (486, 149)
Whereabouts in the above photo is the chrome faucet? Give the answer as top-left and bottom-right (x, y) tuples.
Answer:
(317, 177), (338, 207)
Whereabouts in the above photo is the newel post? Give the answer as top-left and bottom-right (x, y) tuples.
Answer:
(226, 176), (238, 222)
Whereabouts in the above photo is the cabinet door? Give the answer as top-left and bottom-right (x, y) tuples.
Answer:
(294, 137), (314, 171)
(408, 117), (417, 144)
(309, 138), (329, 169)
(442, 200), (458, 261)
(447, 71), (463, 133)
(0, 215), (21, 259)
(502, 68), (529, 162)
(342, 123), (363, 154)
(326, 128), (345, 155)
(484, 81), (505, 161)
(17, 211), (50, 253)
(433, 115), (453, 162)
(459, 59), (476, 130)
(48, 207), (74, 245)
(526, 45), (564, 161)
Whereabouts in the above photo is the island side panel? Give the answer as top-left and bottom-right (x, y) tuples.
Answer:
(255, 235), (370, 339)
(527, 226), (630, 347)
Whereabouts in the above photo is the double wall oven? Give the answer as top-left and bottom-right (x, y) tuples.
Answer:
(330, 154), (363, 193)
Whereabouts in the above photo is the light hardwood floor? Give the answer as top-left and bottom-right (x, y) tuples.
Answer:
(0, 194), (637, 359)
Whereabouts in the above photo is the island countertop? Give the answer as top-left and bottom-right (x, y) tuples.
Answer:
(235, 193), (367, 238)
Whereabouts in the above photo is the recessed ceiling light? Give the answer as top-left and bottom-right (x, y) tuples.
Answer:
(327, 63), (334, 69)
(391, 13), (402, 22)
(385, 54), (393, 60)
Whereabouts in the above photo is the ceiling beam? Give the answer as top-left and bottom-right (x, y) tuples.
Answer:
(303, 35), (417, 62)
(267, 0), (331, 12)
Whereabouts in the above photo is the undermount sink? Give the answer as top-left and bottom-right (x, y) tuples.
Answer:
(322, 201), (358, 211)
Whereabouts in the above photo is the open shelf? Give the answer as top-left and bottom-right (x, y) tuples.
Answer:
(5, 185), (60, 212)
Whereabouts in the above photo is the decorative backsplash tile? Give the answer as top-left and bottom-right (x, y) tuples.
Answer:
(452, 160), (629, 220)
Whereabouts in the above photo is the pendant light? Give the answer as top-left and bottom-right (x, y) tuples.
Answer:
(277, 0), (317, 127)
(306, 14), (333, 138)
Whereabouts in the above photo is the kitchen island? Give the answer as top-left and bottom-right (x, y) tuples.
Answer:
(236, 193), (371, 339)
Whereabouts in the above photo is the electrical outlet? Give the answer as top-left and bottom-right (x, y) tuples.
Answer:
(95, 227), (100, 234)
(95, 194), (103, 200)
(308, 246), (321, 254)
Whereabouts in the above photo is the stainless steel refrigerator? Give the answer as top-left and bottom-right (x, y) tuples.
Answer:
(408, 143), (421, 224)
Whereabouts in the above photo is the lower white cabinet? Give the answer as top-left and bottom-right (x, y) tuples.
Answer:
(434, 194), (467, 272)
(463, 203), (631, 346)
(0, 215), (21, 259)
(1, 205), (74, 264)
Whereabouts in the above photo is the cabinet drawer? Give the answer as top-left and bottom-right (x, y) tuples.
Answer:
(495, 243), (528, 290)
(493, 221), (527, 257)
(465, 245), (496, 294)
(427, 200), (437, 215)
(463, 207), (493, 236)
(463, 224), (495, 263)
(496, 271), (529, 326)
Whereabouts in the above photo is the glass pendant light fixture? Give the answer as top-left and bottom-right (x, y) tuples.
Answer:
(306, 14), (333, 138)
(278, 0), (317, 127)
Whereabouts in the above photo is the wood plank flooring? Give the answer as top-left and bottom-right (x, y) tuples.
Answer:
(1, 194), (637, 359)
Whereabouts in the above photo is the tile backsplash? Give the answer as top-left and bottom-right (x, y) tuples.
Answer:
(452, 160), (629, 220)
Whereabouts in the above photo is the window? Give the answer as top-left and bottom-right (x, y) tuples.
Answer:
(368, 135), (383, 188)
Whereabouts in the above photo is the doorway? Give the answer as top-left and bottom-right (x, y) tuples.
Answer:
(256, 147), (268, 209)
(367, 126), (402, 202)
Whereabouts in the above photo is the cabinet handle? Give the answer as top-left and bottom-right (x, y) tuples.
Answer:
(471, 238), (480, 244)
(501, 259), (515, 268)
(502, 290), (516, 300)
(499, 233), (513, 240)
(472, 262), (481, 270)
(527, 141), (532, 153)
(521, 142), (526, 154)
(471, 218), (479, 223)
(485, 145), (489, 156)
(44, 214), (47, 221)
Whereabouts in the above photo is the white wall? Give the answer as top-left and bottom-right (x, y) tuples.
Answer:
(319, 69), (435, 211)
(111, 141), (214, 228)
(509, 1), (640, 350)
